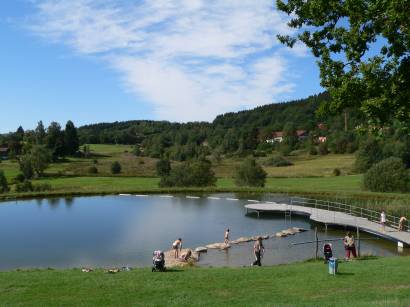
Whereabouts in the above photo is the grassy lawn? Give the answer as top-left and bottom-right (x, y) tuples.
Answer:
(0, 256), (409, 306)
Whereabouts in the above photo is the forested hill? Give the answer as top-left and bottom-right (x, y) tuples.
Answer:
(78, 92), (346, 145)
(213, 91), (330, 131)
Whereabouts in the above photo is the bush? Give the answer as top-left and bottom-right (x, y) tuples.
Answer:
(363, 157), (410, 192)
(156, 159), (171, 176)
(111, 161), (122, 174)
(333, 168), (341, 176)
(279, 144), (292, 156)
(309, 146), (318, 155)
(159, 160), (216, 187)
(33, 183), (52, 192)
(0, 170), (8, 193)
(93, 159), (98, 164)
(253, 150), (267, 157)
(234, 158), (267, 187)
(264, 155), (293, 167)
(88, 166), (98, 174)
(354, 138), (383, 173)
(15, 180), (33, 193)
(318, 142), (329, 155)
(14, 173), (26, 183)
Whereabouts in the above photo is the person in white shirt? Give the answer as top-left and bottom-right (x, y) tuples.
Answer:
(172, 238), (182, 259)
(380, 210), (386, 232)
(224, 228), (230, 245)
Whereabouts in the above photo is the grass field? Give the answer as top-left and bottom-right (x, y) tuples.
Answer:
(1, 146), (355, 180)
(214, 153), (355, 177)
(0, 256), (409, 306)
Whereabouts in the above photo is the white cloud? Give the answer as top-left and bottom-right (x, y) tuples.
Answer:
(28, 0), (305, 122)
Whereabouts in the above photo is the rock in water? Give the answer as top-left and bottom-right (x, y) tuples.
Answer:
(194, 246), (208, 253)
(230, 237), (253, 244)
(206, 243), (231, 250)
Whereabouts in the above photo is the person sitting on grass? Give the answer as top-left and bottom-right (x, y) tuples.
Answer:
(172, 238), (182, 259)
(343, 232), (357, 260)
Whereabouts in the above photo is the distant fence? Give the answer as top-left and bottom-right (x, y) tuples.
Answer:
(290, 196), (409, 232)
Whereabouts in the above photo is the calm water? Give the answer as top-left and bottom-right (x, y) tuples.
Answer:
(0, 194), (407, 269)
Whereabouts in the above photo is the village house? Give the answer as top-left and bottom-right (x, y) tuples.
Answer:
(0, 146), (9, 160)
(318, 136), (327, 143)
(266, 131), (284, 143)
(266, 130), (309, 143)
(296, 130), (308, 141)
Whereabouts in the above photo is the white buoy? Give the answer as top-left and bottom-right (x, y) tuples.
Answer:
(398, 241), (404, 248)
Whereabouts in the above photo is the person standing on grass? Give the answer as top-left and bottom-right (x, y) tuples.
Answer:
(343, 232), (357, 260)
(224, 228), (230, 245)
(172, 238), (182, 259)
(252, 237), (264, 266)
(399, 216), (407, 231)
(381, 210), (387, 232)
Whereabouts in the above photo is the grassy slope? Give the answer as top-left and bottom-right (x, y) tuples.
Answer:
(1, 147), (355, 180)
(1, 257), (409, 306)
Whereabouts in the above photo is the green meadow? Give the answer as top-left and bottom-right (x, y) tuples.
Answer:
(0, 257), (409, 306)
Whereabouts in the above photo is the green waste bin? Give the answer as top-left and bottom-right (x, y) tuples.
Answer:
(328, 257), (338, 275)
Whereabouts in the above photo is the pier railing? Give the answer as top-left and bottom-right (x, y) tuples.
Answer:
(290, 196), (409, 232)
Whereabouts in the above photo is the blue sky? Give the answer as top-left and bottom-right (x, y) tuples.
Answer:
(0, 0), (322, 133)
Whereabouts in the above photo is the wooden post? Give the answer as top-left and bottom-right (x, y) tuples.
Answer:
(356, 226), (360, 258)
(315, 227), (318, 259)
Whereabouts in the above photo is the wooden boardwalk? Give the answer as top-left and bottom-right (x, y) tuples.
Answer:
(245, 202), (410, 246)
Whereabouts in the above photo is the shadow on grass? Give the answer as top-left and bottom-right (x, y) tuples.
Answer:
(336, 272), (355, 276)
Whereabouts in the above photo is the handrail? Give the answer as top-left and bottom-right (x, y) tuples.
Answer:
(290, 196), (410, 232)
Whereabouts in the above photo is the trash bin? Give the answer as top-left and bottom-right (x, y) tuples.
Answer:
(328, 257), (338, 275)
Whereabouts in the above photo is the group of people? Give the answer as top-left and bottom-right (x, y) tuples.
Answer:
(171, 212), (409, 267)
(171, 228), (265, 266)
(323, 232), (357, 263)
(380, 210), (407, 232)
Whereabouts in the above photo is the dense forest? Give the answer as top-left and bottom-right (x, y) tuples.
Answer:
(74, 92), (366, 160)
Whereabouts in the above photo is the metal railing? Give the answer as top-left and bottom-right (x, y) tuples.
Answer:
(289, 196), (410, 232)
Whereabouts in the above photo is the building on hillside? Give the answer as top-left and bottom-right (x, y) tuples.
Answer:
(296, 130), (308, 141)
(0, 146), (9, 160)
(266, 131), (284, 143)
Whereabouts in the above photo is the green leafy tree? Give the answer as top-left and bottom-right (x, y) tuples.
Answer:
(0, 170), (8, 193)
(354, 137), (383, 173)
(189, 159), (217, 187)
(234, 158), (267, 187)
(64, 120), (79, 155)
(46, 122), (65, 160)
(156, 158), (171, 176)
(30, 145), (52, 177)
(19, 156), (34, 179)
(282, 122), (298, 150)
(35, 121), (46, 145)
(111, 161), (122, 174)
(16, 126), (24, 142)
(277, 0), (410, 125)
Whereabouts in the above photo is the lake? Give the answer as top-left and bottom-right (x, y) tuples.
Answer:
(0, 193), (407, 270)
